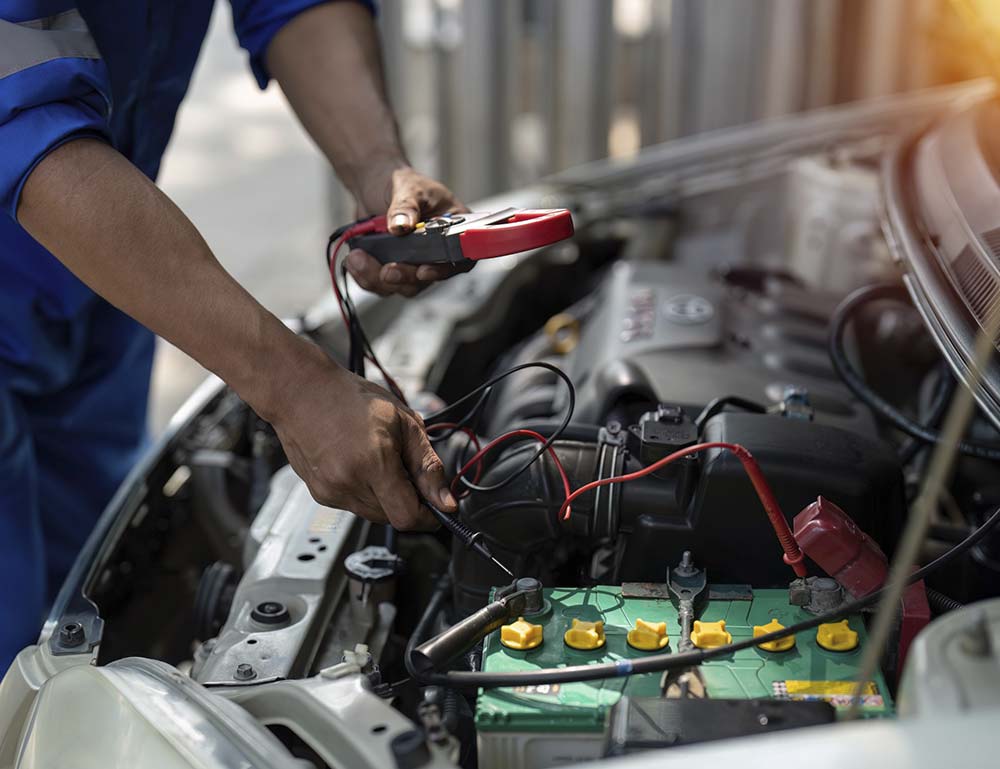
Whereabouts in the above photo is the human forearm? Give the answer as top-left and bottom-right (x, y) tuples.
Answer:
(17, 137), (453, 524)
(266, 2), (469, 293)
(266, 1), (405, 204)
(17, 138), (307, 420)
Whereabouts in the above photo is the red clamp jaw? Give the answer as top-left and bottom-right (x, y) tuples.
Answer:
(342, 208), (575, 266)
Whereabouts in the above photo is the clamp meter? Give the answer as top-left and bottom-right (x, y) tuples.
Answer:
(339, 208), (574, 266)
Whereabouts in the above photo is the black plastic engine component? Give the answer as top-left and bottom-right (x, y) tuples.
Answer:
(606, 696), (836, 754)
(619, 411), (906, 584)
(452, 410), (904, 612)
(484, 261), (878, 439)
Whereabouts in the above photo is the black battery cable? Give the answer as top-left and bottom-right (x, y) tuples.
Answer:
(425, 361), (576, 495)
(829, 282), (1000, 460)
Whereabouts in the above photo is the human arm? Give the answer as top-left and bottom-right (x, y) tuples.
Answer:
(16, 138), (455, 528)
(263, 1), (470, 297)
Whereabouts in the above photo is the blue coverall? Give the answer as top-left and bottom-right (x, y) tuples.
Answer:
(0, 0), (371, 672)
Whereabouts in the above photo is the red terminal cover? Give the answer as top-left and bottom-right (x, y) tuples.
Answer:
(794, 496), (931, 682)
(793, 496), (888, 598)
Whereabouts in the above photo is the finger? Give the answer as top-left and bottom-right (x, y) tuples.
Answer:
(395, 283), (426, 298)
(380, 262), (421, 287)
(370, 456), (436, 531)
(347, 495), (389, 525)
(387, 192), (419, 234)
(347, 249), (391, 295)
(313, 485), (388, 524)
(414, 263), (472, 282)
(400, 416), (456, 513)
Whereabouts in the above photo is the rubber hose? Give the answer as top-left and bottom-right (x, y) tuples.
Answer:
(926, 586), (964, 614)
(828, 283), (1000, 460)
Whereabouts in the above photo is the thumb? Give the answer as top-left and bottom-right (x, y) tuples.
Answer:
(387, 192), (419, 235)
(402, 419), (456, 512)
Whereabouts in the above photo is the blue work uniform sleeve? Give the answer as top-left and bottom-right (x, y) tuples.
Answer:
(230, 0), (376, 89)
(0, 4), (112, 219)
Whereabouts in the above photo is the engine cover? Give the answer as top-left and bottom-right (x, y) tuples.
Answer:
(567, 261), (876, 435)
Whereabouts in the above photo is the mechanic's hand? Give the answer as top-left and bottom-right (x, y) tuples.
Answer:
(269, 341), (456, 529)
(348, 166), (471, 297)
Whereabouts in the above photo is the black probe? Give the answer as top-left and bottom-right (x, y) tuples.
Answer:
(425, 501), (514, 578)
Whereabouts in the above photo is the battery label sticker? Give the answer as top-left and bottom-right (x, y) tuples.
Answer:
(512, 684), (562, 696)
(773, 680), (884, 709)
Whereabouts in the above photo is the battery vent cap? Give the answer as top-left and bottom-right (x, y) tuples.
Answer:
(817, 620), (859, 652)
(754, 618), (796, 652)
(564, 619), (606, 650)
(627, 619), (670, 651)
(501, 617), (543, 651)
(692, 620), (732, 649)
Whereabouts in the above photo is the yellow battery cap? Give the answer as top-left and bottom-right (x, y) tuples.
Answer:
(564, 619), (606, 650)
(627, 618), (669, 651)
(691, 620), (732, 649)
(500, 617), (543, 651)
(754, 618), (796, 652)
(816, 620), (859, 652)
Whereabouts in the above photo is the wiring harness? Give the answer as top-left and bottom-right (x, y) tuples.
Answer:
(327, 220), (408, 403)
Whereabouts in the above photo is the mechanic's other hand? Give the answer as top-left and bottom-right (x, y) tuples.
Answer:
(348, 166), (471, 297)
(269, 342), (456, 529)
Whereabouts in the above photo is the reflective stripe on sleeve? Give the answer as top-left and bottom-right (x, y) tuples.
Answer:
(0, 9), (100, 80)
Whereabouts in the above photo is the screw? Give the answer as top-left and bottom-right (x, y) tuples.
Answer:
(234, 663), (257, 681)
(251, 600), (290, 625)
(675, 551), (696, 576)
(59, 622), (85, 648)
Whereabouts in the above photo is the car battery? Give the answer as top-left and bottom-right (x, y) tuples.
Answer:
(475, 584), (892, 769)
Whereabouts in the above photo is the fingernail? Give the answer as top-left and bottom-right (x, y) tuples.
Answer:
(439, 487), (457, 510)
(384, 266), (402, 283)
(416, 266), (434, 281)
(392, 213), (411, 229)
(348, 250), (366, 269)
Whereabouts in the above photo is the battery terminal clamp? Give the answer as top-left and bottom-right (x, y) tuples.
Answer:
(411, 578), (544, 675)
(344, 208), (574, 266)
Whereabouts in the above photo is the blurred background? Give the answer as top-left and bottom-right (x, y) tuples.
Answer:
(150, 0), (1000, 432)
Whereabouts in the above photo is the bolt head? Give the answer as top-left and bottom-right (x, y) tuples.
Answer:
(234, 663), (257, 681)
(251, 600), (290, 625)
(59, 622), (85, 648)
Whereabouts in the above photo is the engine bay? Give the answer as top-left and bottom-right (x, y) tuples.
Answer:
(9, 91), (1000, 769)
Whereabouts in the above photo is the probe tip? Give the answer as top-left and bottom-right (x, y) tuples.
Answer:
(492, 557), (514, 578)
